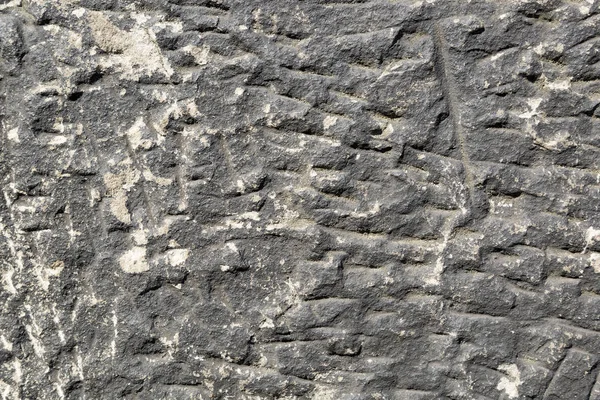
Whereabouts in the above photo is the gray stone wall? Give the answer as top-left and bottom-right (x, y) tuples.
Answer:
(1, 0), (600, 398)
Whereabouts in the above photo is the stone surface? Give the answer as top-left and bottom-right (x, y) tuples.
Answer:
(1, 0), (600, 398)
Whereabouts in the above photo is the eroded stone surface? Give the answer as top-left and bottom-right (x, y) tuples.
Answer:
(1, 0), (600, 398)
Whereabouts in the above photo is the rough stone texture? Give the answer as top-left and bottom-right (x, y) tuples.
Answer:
(1, 0), (600, 398)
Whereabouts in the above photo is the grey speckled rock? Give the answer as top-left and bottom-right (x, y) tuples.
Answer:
(1, 0), (600, 398)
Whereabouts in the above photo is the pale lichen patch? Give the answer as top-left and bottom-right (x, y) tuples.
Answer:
(546, 79), (571, 90)
(183, 44), (210, 66)
(0, 0), (21, 10)
(583, 227), (600, 253)
(532, 130), (574, 152)
(103, 167), (141, 224)
(1, 268), (16, 295)
(87, 12), (129, 53)
(125, 117), (151, 150)
(48, 135), (69, 145)
(323, 115), (338, 130)
(143, 169), (172, 186)
(103, 167), (140, 195)
(72, 7), (86, 18)
(88, 11), (174, 81)
(119, 247), (149, 273)
(131, 228), (148, 246)
(0, 335), (12, 352)
(7, 127), (19, 143)
(165, 249), (189, 266)
(259, 318), (275, 329)
(35, 260), (65, 291)
(155, 215), (187, 236)
(518, 98), (543, 119)
(496, 364), (521, 399)
(109, 192), (130, 224)
(589, 253), (600, 273)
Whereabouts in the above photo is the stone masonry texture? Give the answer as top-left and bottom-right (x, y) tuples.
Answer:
(1, 0), (600, 398)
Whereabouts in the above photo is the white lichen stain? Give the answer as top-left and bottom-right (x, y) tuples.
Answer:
(317, 136), (342, 147)
(130, 11), (151, 25)
(533, 43), (545, 55)
(381, 122), (394, 137)
(111, 309), (118, 358)
(579, 4), (592, 14)
(225, 242), (238, 253)
(53, 118), (65, 134)
(6, 128), (19, 143)
(88, 187), (101, 207)
(425, 221), (453, 286)
(323, 115), (338, 130)
(350, 202), (380, 218)
(589, 253), (600, 273)
(51, 304), (66, 345)
(518, 98), (542, 119)
(166, 249), (189, 266)
(0, 220), (24, 274)
(70, 346), (85, 381)
(533, 130), (574, 151)
(155, 215), (187, 236)
(72, 7), (86, 18)
(256, 353), (268, 367)
(489, 197), (514, 214)
(131, 228), (148, 246)
(48, 135), (68, 146)
(150, 102), (186, 142)
(153, 20), (183, 34)
(119, 247), (149, 273)
(109, 190), (131, 223)
(159, 332), (179, 359)
(142, 169), (172, 186)
(0, 0), (20, 10)
(181, 44), (210, 66)
(236, 179), (246, 193)
(310, 386), (338, 400)
(0, 380), (10, 400)
(238, 212), (261, 221)
(36, 260), (64, 291)
(2, 268), (17, 295)
(546, 79), (571, 90)
(88, 11), (174, 81)
(12, 358), (21, 386)
(0, 358), (22, 400)
(583, 227), (600, 254)
(103, 167), (140, 224)
(496, 364), (521, 399)
(125, 117), (152, 150)
(54, 382), (66, 400)
(259, 318), (275, 329)
(490, 46), (519, 62)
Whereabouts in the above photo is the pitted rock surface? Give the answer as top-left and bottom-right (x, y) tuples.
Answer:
(1, 0), (600, 399)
